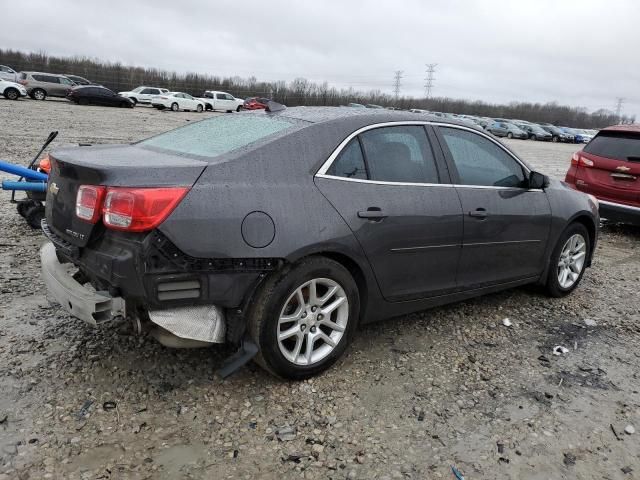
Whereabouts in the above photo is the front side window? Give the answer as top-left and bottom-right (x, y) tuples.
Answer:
(359, 126), (439, 183)
(326, 139), (367, 179)
(439, 127), (526, 188)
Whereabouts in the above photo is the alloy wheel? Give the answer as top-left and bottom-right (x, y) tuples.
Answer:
(557, 234), (587, 289)
(277, 278), (349, 366)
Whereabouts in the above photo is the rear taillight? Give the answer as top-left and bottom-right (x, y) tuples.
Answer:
(76, 185), (106, 223)
(571, 152), (594, 167)
(102, 187), (189, 232)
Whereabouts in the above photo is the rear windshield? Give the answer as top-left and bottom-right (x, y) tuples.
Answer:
(584, 131), (640, 162)
(138, 114), (295, 158)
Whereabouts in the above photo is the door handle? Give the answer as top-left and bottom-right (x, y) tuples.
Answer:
(358, 208), (387, 220)
(468, 208), (488, 219)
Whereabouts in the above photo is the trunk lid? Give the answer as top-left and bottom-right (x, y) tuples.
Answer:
(46, 144), (207, 247)
(575, 130), (640, 206)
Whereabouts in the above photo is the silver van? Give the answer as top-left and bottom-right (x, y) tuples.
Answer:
(18, 72), (75, 100)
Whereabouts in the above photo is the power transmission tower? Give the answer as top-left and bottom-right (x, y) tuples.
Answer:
(424, 63), (437, 98)
(614, 97), (624, 121)
(393, 70), (403, 101)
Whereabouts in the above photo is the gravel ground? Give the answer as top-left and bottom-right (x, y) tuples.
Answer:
(1, 99), (639, 480)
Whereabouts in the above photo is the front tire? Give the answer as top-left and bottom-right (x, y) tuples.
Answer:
(531, 134), (537, 141)
(552, 135), (559, 143)
(196, 104), (203, 113)
(171, 102), (179, 112)
(4, 87), (19, 100)
(545, 223), (590, 297)
(248, 256), (359, 379)
(507, 132), (513, 139)
(236, 105), (242, 112)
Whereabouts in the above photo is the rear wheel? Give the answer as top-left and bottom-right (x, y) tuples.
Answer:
(31, 89), (46, 100)
(552, 135), (559, 143)
(24, 203), (45, 229)
(4, 87), (19, 100)
(545, 223), (590, 297)
(507, 132), (513, 139)
(531, 134), (537, 141)
(248, 256), (359, 379)
(171, 102), (179, 112)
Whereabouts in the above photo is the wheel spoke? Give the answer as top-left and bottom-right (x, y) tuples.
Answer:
(317, 332), (336, 348)
(278, 326), (299, 341)
(319, 285), (339, 305)
(572, 251), (585, 262)
(322, 296), (346, 315)
(295, 287), (306, 308)
(319, 318), (345, 333)
(291, 334), (303, 362)
(304, 334), (314, 364)
(560, 267), (569, 286)
(309, 280), (318, 305)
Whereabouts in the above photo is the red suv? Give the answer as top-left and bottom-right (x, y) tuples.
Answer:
(243, 97), (271, 110)
(565, 125), (640, 225)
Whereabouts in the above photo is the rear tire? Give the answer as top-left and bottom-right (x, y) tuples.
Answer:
(171, 102), (179, 112)
(4, 87), (19, 100)
(24, 203), (45, 229)
(507, 132), (513, 139)
(248, 256), (359, 379)
(545, 223), (590, 297)
(552, 136), (559, 143)
(31, 89), (46, 101)
(531, 134), (537, 141)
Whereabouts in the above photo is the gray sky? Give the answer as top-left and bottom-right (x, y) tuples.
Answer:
(1, 0), (638, 117)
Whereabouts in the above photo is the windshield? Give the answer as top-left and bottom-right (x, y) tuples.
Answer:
(132, 87), (145, 93)
(583, 131), (640, 161)
(139, 114), (296, 159)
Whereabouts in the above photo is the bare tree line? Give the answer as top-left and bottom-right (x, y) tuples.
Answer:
(1, 49), (634, 128)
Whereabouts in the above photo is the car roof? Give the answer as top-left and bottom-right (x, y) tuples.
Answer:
(21, 71), (68, 77)
(273, 106), (477, 130)
(601, 124), (640, 133)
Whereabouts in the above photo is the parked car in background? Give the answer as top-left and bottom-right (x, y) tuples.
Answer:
(67, 86), (135, 108)
(365, 104), (385, 109)
(516, 123), (553, 141)
(409, 108), (430, 114)
(151, 92), (204, 112)
(0, 80), (28, 100)
(118, 86), (169, 105)
(565, 124), (639, 225)
(64, 74), (94, 86)
(486, 121), (528, 139)
(39, 108), (598, 379)
(348, 103), (366, 108)
(243, 97), (271, 110)
(199, 91), (244, 112)
(539, 125), (574, 143)
(17, 72), (75, 100)
(0, 65), (18, 82)
(563, 128), (593, 144)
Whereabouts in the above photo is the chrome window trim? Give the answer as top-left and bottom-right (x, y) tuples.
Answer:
(315, 121), (534, 189)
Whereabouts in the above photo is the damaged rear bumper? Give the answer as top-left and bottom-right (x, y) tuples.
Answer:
(40, 241), (226, 343)
(40, 242), (125, 325)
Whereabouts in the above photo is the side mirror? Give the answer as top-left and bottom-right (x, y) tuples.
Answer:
(528, 171), (548, 189)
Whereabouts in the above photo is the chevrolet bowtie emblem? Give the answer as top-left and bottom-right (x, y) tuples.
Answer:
(49, 182), (59, 195)
(616, 165), (631, 172)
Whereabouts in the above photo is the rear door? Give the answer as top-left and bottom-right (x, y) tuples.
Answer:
(315, 124), (463, 301)
(576, 130), (640, 205)
(435, 125), (551, 288)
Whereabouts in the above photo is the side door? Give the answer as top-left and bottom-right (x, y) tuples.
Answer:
(216, 93), (230, 110)
(183, 93), (197, 110)
(315, 124), (463, 301)
(58, 76), (74, 96)
(434, 125), (551, 288)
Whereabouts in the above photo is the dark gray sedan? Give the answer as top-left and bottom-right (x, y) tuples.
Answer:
(40, 107), (599, 379)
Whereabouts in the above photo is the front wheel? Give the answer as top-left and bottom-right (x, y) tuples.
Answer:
(171, 102), (179, 112)
(552, 136), (559, 143)
(4, 87), (19, 100)
(236, 105), (242, 112)
(248, 256), (359, 379)
(531, 134), (537, 141)
(545, 223), (590, 297)
(196, 104), (203, 113)
(507, 132), (513, 139)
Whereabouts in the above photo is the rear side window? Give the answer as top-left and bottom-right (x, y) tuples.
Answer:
(359, 126), (439, 183)
(440, 127), (526, 188)
(139, 115), (295, 158)
(326, 140), (367, 179)
(583, 131), (640, 162)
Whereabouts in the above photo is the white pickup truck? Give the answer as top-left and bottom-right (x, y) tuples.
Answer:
(199, 91), (244, 112)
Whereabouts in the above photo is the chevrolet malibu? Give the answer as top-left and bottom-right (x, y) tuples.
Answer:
(40, 107), (599, 379)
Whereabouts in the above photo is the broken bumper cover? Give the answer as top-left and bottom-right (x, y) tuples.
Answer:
(40, 241), (125, 326)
